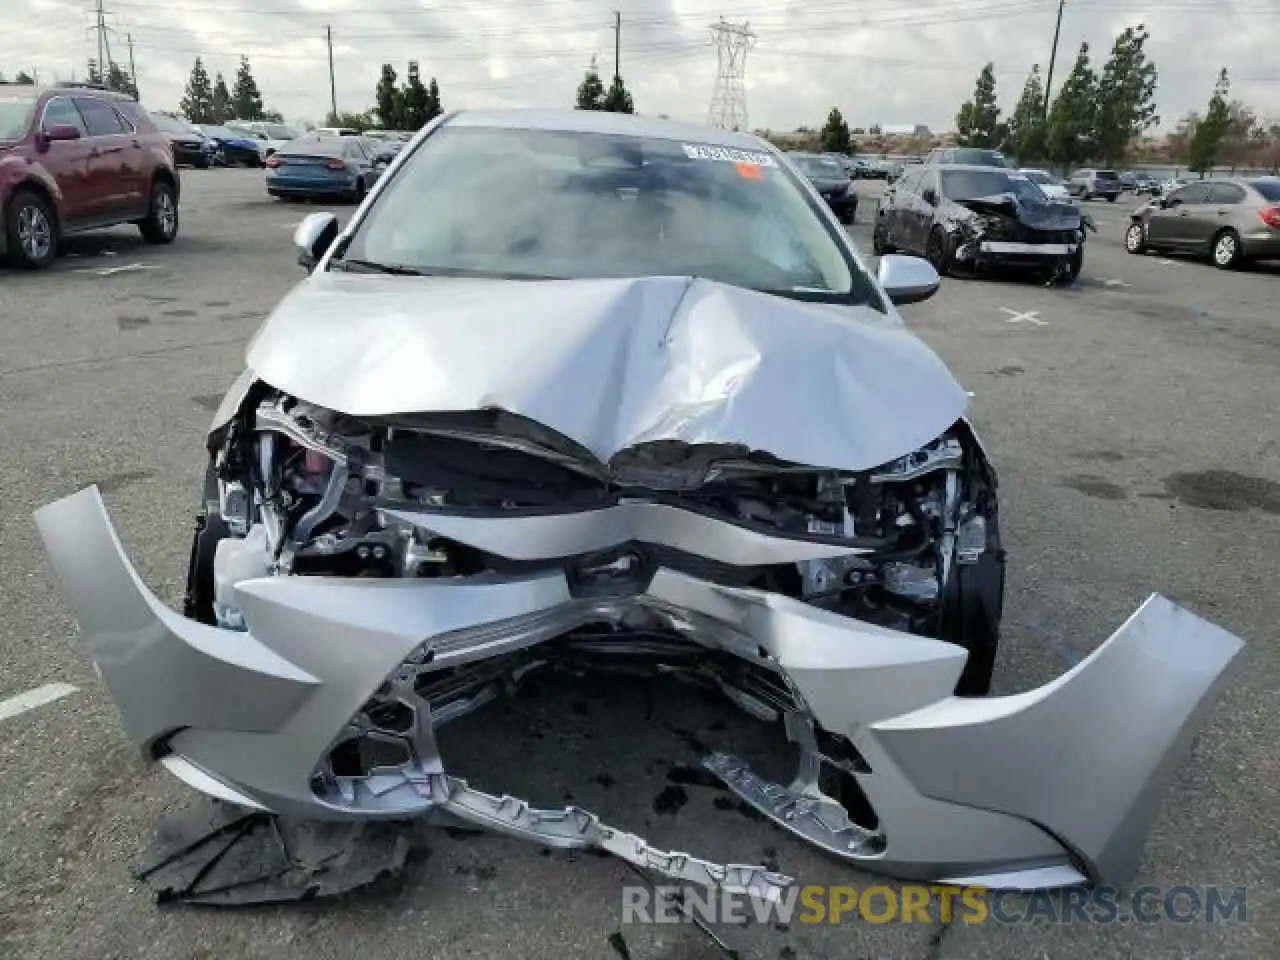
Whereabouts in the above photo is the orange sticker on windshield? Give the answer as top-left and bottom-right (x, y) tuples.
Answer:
(735, 162), (764, 181)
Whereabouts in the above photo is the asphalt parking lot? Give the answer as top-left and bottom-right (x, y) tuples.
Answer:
(1, 170), (1277, 960)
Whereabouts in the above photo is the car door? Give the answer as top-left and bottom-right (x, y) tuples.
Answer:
(1159, 182), (1212, 247)
(74, 96), (144, 218)
(36, 96), (96, 226)
(884, 168), (921, 250)
(344, 138), (371, 185)
(910, 168), (943, 254)
(1203, 181), (1247, 247)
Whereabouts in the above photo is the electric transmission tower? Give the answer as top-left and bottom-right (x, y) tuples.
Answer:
(707, 18), (756, 131)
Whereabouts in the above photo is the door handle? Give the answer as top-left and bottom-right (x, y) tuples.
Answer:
(88, 147), (101, 158)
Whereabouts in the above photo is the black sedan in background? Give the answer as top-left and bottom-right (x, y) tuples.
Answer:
(789, 152), (858, 224)
(196, 125), (265, 167)
(151, 113), (216, 168)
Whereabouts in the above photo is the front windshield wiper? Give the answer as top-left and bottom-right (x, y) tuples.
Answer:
(329, 258), (558, 280)
(329, 258), (428, 275)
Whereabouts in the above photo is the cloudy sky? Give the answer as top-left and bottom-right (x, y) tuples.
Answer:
(5, 0), (1278, 133)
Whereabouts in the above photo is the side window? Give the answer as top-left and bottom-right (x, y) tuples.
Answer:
(1207, 183), (1245, 204)
(75, 97), (128, 136)
(898, 168), (922, 195)
(42, 97), (88, 136)
(1174, 183), (1211, 204)
(345, 140), (365, 161)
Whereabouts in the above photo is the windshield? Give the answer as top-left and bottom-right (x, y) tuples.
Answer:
(942, 170), (1045, 203)
(795, 156), (845, 178)
(339, 125), (871, 303)
(1249, 179), (1280, 202)
(151, 115), (190, 134)
(1022, 171), (1058, 185)
(951, 149), (1011, 167)
(281, 137), (344, 156)
(200, 126), (235, 138)
(265, 124), (297, 139)
(1096, 170), (1118, 179)
(0, 95), (36, 140)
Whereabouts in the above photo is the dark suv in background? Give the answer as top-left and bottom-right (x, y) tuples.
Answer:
(0, 81), (180, 268)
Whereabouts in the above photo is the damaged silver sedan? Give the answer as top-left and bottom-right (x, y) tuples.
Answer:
(37, 111), (1243, 901)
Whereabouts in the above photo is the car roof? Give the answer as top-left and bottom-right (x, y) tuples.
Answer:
(934, 163), (1018, 174)
(445, 108), (773, 151)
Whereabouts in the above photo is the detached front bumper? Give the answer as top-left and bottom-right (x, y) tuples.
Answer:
(36, 486), (1245, 891)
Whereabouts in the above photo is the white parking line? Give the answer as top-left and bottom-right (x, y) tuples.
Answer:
(1100, 278), (1132, 288)
(75, 262), (159, 277)
(0, 683), (78, 723)
(999, 308), (1047, 326)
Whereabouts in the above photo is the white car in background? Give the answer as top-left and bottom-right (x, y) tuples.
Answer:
(228, 121), (303, 159)
(1020, 168), (1072, 202)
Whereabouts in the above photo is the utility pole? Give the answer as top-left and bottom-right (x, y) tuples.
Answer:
(127, 32), (137, 93)
(613, 11), (621, 83)
(94, 0), (107, 84)
(1043, 0), (1066, 119)
(326, 25), (337, 122)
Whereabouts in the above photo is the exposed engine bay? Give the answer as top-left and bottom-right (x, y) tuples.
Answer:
(196, 391), (1002, 697)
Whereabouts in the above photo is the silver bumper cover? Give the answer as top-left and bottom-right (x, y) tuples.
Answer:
(36, 486), (1245, 891)
(978, 241), (1078, 255)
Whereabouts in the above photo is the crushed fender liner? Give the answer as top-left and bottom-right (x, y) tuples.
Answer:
(37, 485), (1246, 892)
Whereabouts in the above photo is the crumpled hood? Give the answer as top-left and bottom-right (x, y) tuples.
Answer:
(954, 193), (1082, 230)
(245, 273), (968, 471)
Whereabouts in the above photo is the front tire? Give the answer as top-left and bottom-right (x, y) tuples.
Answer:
(925, 227), (952, 277)
(1124, 221), (1147, 255)
(4, 188), (58, 269)
(1212, 229), (1242, 269)
(183, 468), (229, 626)
(872, 221), (893, 255)
(138, 180), (179, 244)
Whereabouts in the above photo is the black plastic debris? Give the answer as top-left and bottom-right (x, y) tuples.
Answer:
(136, 800), (414, 906)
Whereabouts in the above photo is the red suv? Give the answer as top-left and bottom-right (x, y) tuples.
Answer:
(0, 82), (180, 269)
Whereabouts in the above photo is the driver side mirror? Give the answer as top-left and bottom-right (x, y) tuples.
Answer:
(878, 255), (941, 306)
(294, 212), (339, 272)
(922, 187), (939, 206)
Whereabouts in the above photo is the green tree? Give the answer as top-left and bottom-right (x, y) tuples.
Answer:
(1044, 43), (1097, 169)
(1164, 111), (1199, 165)
(324, 109), (374, 132)
(602, 74), (634, 113)
(86, 59), (102, 84)
(261, 108), (285, 123)
(106, 61), (137, 98)
(211, 72), (233, 123)
(180, 57), (215, 123)
(232, 55), (264, 120)
(401, 61), (429, 128)
(426, 77), (443, 122)
(14, 70), (34, 85)
(1093, 25), (1159, 166)
(375, 63), (402, 128)
(575, 57), (606, 110)
(820, 107), (852, 153)
(1005, 65), (1046, 163)
(1189, 68), (1231, 174)
(955, 62), (1001, 147)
